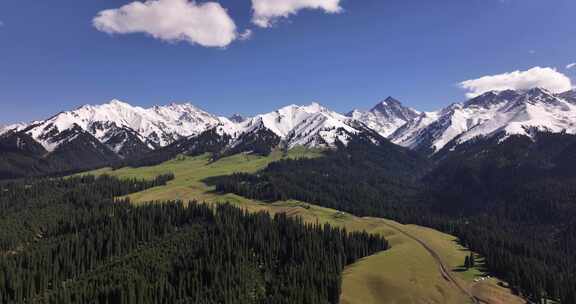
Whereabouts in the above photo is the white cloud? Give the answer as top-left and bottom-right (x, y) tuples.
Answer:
(239, 29), (253, 41)
(251, 0), (342, 28)
(459, 67), (573, 98)
(567, 63), (576, 70)
(93, 0), (238, 48)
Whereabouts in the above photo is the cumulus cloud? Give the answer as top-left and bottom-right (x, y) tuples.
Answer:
(93, 0), (238, 48)
(567, 63), (576, 70)
(251, 0), (342, 28)
(459, 67), (573, 98)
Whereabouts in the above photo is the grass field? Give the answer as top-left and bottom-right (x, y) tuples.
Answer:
(83, 151), (524, 304)
(347, 220), (525, 304)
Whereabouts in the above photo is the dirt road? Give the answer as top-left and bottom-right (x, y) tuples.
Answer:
(378, 221), (480, 304)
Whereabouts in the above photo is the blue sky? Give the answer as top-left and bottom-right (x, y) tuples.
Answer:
(1, 0), (575, 124)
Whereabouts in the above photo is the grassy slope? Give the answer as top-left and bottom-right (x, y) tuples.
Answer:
(84, 150), (522, 304)
(346, 221), (525, 304)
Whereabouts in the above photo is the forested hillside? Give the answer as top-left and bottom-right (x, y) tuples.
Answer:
(0, 130), (122, 180)
(212, 133), (576, 303)
(212, 135), (427, 216)
(0, 175), (387, 304)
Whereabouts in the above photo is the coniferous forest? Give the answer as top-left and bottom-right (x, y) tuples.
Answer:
(0, 175), (388, 304)
(213, 134), (576, 303)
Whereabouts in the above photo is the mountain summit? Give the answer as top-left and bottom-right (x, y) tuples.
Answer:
(347, 97), (420, 137)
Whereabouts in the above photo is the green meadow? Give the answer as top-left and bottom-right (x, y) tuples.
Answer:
(83, 151), (523, 304)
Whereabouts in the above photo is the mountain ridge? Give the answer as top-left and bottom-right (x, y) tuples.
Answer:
(391, 88), (576, 153)
(2, 87), (576, 175)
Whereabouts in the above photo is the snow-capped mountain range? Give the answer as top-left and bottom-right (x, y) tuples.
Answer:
(390, 88), (576, 153)
(0, 100), (375, 158)
(2, 87), (576, 159)
(21, 100), (223, 152)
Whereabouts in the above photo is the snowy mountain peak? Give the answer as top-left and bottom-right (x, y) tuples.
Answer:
(245, 102), (346, 137)
(227, 102), (363, 149)
(275, 102), (330, 116)
(374, 96), (401, 108)
(108, 99), (131, 106)
(372, 97), (420, 120)
(348, 97), (419, 137)
(302, 102), (327, 113)
(163, 101), (201, 111)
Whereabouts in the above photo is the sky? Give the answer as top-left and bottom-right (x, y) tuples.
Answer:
(1, 0), (575, 124)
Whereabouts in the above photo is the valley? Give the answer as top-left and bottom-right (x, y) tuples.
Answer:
(4, 2), (576, 302)
(84, 151), (523, 304)
(3, 88), (576, 302)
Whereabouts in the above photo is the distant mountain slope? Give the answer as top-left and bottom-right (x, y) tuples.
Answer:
(113, 128), (233, 168)
(0, 128), (120, 179)
(0, 131), (51, 179)
(427, 131), (576, 214)
(389, 111), (440, 151)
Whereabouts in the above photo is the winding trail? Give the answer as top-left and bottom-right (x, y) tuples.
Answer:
(377, 220), (480, 304)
